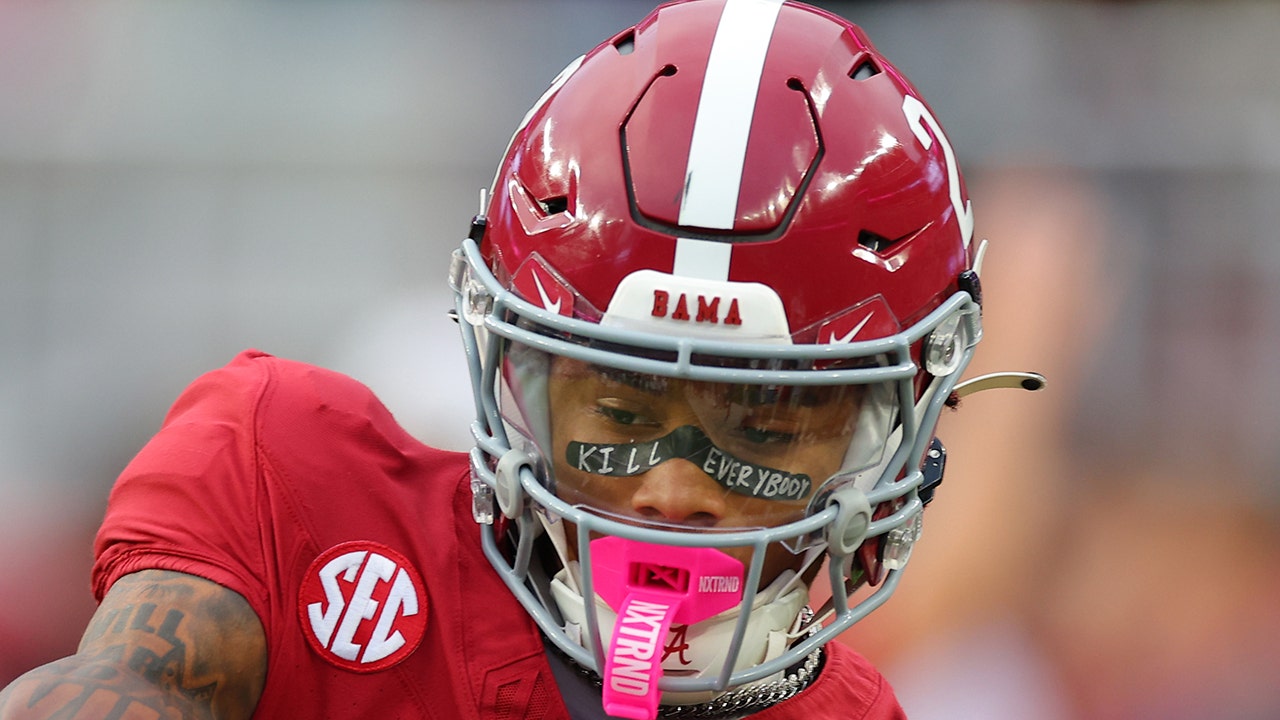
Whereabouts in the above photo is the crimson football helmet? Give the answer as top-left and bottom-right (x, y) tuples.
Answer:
(450, 0), (1037, 713)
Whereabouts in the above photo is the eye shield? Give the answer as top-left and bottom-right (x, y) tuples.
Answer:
(499, 341), (901, 531)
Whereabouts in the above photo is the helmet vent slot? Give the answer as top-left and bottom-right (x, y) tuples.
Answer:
(538, 196), (568, 216)
(857, 229), (897, 253)
(614, 30), (636, 56)
(850, 60), (881, 81)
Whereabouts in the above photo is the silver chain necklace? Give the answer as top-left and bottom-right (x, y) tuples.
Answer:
(654, 643), (823, 718)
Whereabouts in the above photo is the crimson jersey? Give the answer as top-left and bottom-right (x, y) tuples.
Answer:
(93, 350), (905, 719)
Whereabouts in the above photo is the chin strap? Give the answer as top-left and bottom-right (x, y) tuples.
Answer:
(537, 510), (580, 594)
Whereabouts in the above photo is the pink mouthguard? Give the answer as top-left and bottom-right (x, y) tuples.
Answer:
(589, 536), (746, 720)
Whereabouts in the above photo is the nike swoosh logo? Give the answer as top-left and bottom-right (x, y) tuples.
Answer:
(531, 269), (562, 314)
(830, 312), (874, 344)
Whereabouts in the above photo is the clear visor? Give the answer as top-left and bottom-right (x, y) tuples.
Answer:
(500, 340), (898, 533)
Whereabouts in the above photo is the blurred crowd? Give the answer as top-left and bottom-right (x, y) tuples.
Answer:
(838, 168), (1280, 719)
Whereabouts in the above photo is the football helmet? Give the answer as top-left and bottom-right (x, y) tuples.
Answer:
(449, 0), (1032, 715)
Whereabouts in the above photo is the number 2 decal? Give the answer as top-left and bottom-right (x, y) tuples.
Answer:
(902, 95), (974, 249)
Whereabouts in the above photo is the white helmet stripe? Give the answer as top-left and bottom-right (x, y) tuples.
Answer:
(674, 0), (784, 280)
(673, 238), (732, 280)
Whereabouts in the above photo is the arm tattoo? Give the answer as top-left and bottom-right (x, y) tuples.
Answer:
(0, 570), (266, 720)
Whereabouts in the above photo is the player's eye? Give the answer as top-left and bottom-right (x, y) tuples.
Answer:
(738, 426), (797, 445)
(595, 402), (656, 427)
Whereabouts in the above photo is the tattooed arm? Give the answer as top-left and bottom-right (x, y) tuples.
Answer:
(0, 570), (267, 720)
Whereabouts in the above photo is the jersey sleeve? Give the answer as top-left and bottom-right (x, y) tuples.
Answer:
(91, 350), (276, 612)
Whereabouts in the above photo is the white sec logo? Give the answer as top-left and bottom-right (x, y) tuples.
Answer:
(299, 540), (428, 672)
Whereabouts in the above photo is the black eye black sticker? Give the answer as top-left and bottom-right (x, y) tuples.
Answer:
(565, 425), (812, 501)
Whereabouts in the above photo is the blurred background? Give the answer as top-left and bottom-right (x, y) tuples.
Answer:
(2, 0), (1278, 717)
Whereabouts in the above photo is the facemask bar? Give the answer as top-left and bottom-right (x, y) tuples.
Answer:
(454, 239), (929, 384)
(451, 238), (982, 694)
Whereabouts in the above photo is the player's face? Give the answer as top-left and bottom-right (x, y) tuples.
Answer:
(546, 357), (862, 584)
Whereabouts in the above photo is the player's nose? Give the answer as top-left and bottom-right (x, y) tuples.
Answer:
(630, 458), (726, 526)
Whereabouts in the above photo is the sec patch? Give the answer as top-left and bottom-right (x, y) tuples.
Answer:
(299, 540), (428, 672)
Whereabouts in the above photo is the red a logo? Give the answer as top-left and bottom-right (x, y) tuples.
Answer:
(662, 624), (692, 665)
